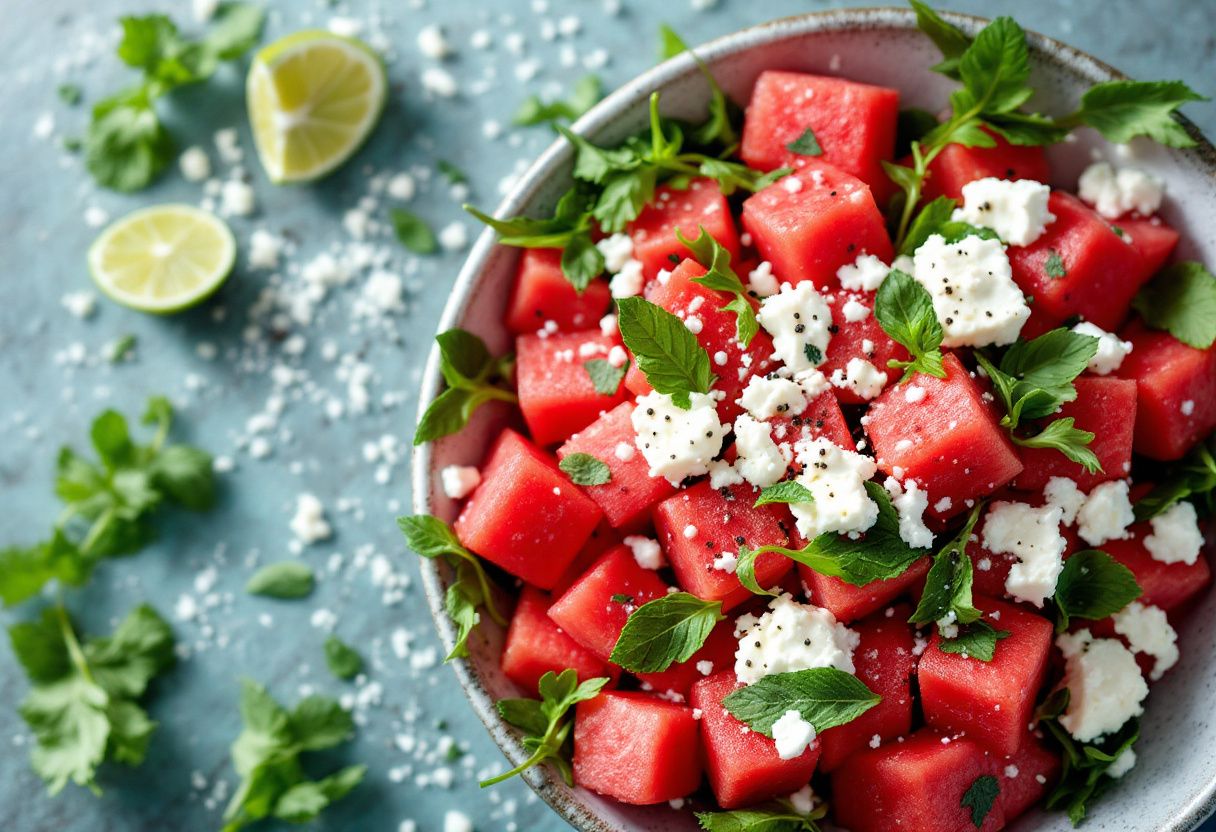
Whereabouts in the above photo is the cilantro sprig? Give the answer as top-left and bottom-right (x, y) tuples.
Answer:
(481, 669), (609, 787)
(515, 75), (603, 127)
(874, 268), (947, 382)
(678, 225), (760, 347)
(609, 592), (724, 673)
(414, 328), (517, 446)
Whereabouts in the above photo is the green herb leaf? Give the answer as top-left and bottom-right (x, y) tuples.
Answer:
(696, 806), (825, 831)
(1131, 261), (1216, 350)
(246, 562), (314, 599)
(977, 327), (1098, 427)
(900, 196), (958, 257)
(786, 128), (823, 156)
(615, 297), (715, 409)
(559, 233), (605, 292)
(875, 268), (946, 382)
(58, 83), (83, 106)
(437, 159), (468, 185)
(1011, 417), (1102, 474)
(204, 3), (266, 60)
(86, 91), (176, 193)
(390, 209), (437, 254)
(559, 453), (612, 486)
(679, 225), (760, 346)
(1065, 80), (1206, 148)
(1134, 438), (1216, 521)
(754, 481), (814, 508)
(1045, 249), (1068, 279)
(515, 75), (602, 126)
(583, 358), (628, 395)
(956, 17), (1033, 116)
(658, 24), (687, 61)
(961, 774), (1001, 828)
(938, 620), (1011, 662)
(415, 328), (517, 446)
(1053, 550), (1142, 632)
(910, 502), (985, 626)
(609, 592), (724, 673)
(323, 636), (363, 681)
(722, 668), (881, 736)
(910, 0), (971, 79)
(107, 334), (138, 363)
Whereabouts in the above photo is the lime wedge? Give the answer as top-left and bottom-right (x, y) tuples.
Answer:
(247, 30), (387, 184)
(87, 205), (236, 314)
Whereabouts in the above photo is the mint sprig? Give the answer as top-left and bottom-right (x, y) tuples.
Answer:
(722, 668), (881, 737)
(1132, 261), (1216, 350)
(414, 328), (517, 446)
(583, 358), (628, 395)
(245, 562), (315, 599)
(616, 296), (716, 409)
(875, 268), (947, 382)
(1053, 550), (1141, 633)
(696, 805), (826, 832)
(910, 502), (984, 628)
(609, 592), (724, 673)
(678, 225), (760, 347)
(786, 128), (823, 157)
(938, 620), (1010, 662)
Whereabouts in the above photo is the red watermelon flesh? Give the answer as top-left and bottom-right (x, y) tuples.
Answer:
(455, 429), (603, 590)
(920, 128), (1051, 202)
(800, 557), (931, 625)
(501, 586), (612, 694)
(1100, 527), (1212, 620)
(818, 289), (909, 405)
(505, 247), (612, 335)
(998, 733), (1062, 822)
(516, 329), (627, 446)
(767, 389), (858, 453)
(1119, 215), (1179, 280)
(628, 178), (740, 281)
(550, 520), (621, 597)
(636, 622), (739, 701)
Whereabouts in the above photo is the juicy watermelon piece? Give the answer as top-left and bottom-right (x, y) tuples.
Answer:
(455, 429), (603, 590)
(624, 259), (776, 423)
(653, 480), (792, 611)
(505, 248), (612, 335)
(628, 178), (740, 280)
(998, 733), (1062, 822)
(573, 691), (702, 805)
(741, 159), (894, 290)
(832, 729), (1004, 832)
(551, 520), (621, 596)
(690, 671), (820, 809)
(501, 587), (611, 694)
(548, 545), (670, 661)
(920, 128), (1051, 202)
(818, 289), (909, 405)
(919, 596), (1053, 756)
(818, 606), (918, 771)
(557, 402), (676, 532)
(1101, 527), (1212, 618)
(865, 353), (1023, 519)
(1116, 318), (1216, 460)
(637, 622), (738, 700)
(516, 329), (627, 446)
(1119, 215), (1179, 279)
(800, 557), (931, 624)
(740, 70), (900, 202)
(1008, 191), (1149, 333)
(768, 389), (858, 452)
(1012, 376), (1137, 492)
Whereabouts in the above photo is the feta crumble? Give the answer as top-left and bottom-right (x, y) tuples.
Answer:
(733, 414), (788, 488)
(1076, 480), (1135, 547)
(836, 254), (889, 292)
(982, 502), (1066, 607)
(1078, 162), (1165, 219)
(747, 261), (780, 298)
(951, 178), (1055, 246)
(1143, 500), (1203, 566)
(290, 493), (332, 545)
(737, 375), (807, 420)
(829, 358), (888, 401)
(1113, 601), (1179, 681)
(624, 535), (664, 569)
(757, 282), (833, 374)
(772, 710), (817, 760)
(1073, 322), (1133, 375)
(609, 259), (645, 298)
(1044, 477), (1087, 526)
(788, 438), (879, 540)
(884, 478), (934, 549)
(596, 233), (634, 273)
(631, 392), (728, 485)
(912, 234), (1029, 348)
(734, 594), (859, 684)
(1056, 629), (1148, 743)
(440, 465), (480, 500)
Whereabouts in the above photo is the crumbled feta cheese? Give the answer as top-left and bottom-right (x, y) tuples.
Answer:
(443, 811), (474, 832)
(248, 229), (284, 270)
(179, 146), (211, 182)
(696, 660), (714, 676)
(387, 172), (416, 201)
(60, 291), (97, 320)
(738, 375), (807, 420)
(1078, 162), (1164, 219)
(416, 24), (452, 59)
(221, 180), (256, 216)
(624, 535), (664, 569)
(793, 368), (830, 402)
(912, 234), (1028, 347)
(884, 478), (934, 549)
(1044, 477), (1086, 526)
(734, 594), (859, 684)
(607, 345), (628, 368)
(1076, 480), (1135, 546)
(951, 178), (1056, 246)
(1113, 601), (1179, 681)
(772, 710), (817, 760)
(437, 222), (468, 252)
(904, 385), (926, 404)
(631, 392), (728, 485)
(421, 67), (459, 98)
(683, 525), (698, 540)
(440, 465), (480, 500)
(757, 282), (832, 373)
(733, 414), (788, 488)
(747, 261), (780, 298)
(830, 358), (888, 401)
(1143, 500), (1203, 566)
(983, 502), (1066, 607)
(1107, 747), (1137, 779)
(290, 493), (332, 544)
(787, 784), (816, 815)
(708, 459), (745, 489)
(711, 551), (738, 573)
(596, 233), (634, 273)
(788, 438), (879, 539)
(613, 441), (635, 461)
(1073, 322), (1133, 375)
(1056, 629), (1148, 742)
(836, 254), (889, 292)
(609, 259), (645, 298)
(841, 298), (871, 323)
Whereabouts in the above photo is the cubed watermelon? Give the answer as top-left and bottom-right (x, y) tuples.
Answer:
(455, 429), (603, 590)
(1012, 376), (1137, 492)
(654, 480), (793, 610)
(800, 557), (931, 624)
(740, 70), (900, 202)
(768, 389), (858, 452)
(998, 733), (1062, 822)
(818, 606), (918, 771)
(1119, 215), (1179, 279)
(817, 289), (909, 405)
(505, 248), (612, 335)
(551, 520), (621, 596)
(1101, 527), (1212, 618)
(628, 178), (740, 280)
(920, 128), (1051, 202)
(548, 545), (670, 661)
(690, 671), (819, 809)
(919, 596), (1053, 756)
(741, 159), (894, 291)
(574, 691), (703, 805)
(636, 622), (739, 701)
(501, 587), (612, 694)
(832, 729), (1004, 832)
(865, 352), (1023, 519)
(516, 329), (627, 446)
(1116, 318), (1216, 460)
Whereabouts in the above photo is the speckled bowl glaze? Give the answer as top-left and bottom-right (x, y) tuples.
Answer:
(411, 8), (1216, 831)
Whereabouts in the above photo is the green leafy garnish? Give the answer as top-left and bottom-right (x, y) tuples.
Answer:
(875, 268), (946, 382)
(722, 668), (881, 736)
(1131, 261), (1216, 350)
(245, 562), (314, 599)
(323, 636), (363, 681)
(222, 680), (366, 832)
(678, 225), (760, 346)
(437, 159), (468, 185)
(961, 775), (1001, 828)
(558, 453), (612, 486)
(754, 480), (815, 508)
(609, 592), (724, 673)
(515, 75), (602, 127)
(615, 296), (715, 409)
(1045, 250), (1068, 279)
(107, 334), (138, 363)
(910, 502), (984, 628)
(1053, 550), (1141, 633)
(696, 803), (826, 831)
(583, 358), (628, 395)
(654, 25), (738, 147)
(58, 83), (83, 106)
(481, 669), (609, 787)
(397, 515), (506, 660)
(786, 128), (823, 156)
(938, 620), (1011, 662)
(1059, 81), (1207, 147)
(1134, 437), (1216, 521)
(414, 328), (517, 446)
(390, 209), (438, 254)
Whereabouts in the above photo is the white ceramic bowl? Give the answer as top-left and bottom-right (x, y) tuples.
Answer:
(411, 8), (1216, 831)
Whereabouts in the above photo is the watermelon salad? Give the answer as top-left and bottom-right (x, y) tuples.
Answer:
(400, 6), (1216, 831)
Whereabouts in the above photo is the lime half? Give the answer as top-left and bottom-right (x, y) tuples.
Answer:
(87, 204), (236, 314)
(247, 30), (387, 184)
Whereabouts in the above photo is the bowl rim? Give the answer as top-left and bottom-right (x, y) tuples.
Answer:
(410, 7), (1216, 831)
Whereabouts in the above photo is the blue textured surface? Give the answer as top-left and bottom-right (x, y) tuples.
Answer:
(1, 1), (1214, 830)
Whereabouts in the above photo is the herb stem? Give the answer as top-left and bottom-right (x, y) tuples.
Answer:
(55, 599), (95, 686)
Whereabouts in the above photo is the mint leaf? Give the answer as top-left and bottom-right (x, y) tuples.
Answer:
(961, 775), (1001, 828)
(1066, 80), (1206, 148)
(390, 209), (437, 254)
(1045, 249), (1068, 279)
(246, 562), (314, 599)
(559, 453), (611, 486)
(956, 17), (1033, 116)
(910, 502), (984, 626)
(658, 24), (686, 61)
(786, 128), (823, 156)
(1011, 417), (1102, 474)
(910, 0), (970, 79)
(696, 807), (825, 831)
(583, 358), (628, 395)
(1132, 261), (1216, 350)
(679, 225), (759, 346)
(1134, 438), (1216, 521)
(875, 268), (946, 382)
(938, 620), (1010, 662)
(615, 297), (715, 409)
(415, 328), (517, 446)
(1053, 549), (1142, 632)
(610, 592), (724, 673)
(515, 75), (602, 126)
(900, 196), (958, 257)
(754, 481), (814, 508)
(722, 668), (881, 736)
(323, 636), (363, 681)
(204, 3), (266, 60)
(977, 328), (1099, 426)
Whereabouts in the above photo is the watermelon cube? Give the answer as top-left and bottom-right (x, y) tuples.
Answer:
(557, 402), (677, 532)
(551, 520), (621, 596)
(501, 587), (612, 694)
(832, 730), (1004, 832)
(627, 178), (740, 280)
(741, 159), (894, 291)
(1012, 376), (1137, 492)
(800, 557), (931, 624)
(865, 352), (1023, 519)
(455, 429), (603, 590)
(653, 480), (793, 610)
(740, 70), (900, 202)
(505, 248), (612, 335)
(636, 622), (739, 701)
(1008, 191), (1149, 334)
(998, 733), (1062, 822)
(1119, 215), (1179, 278)
(516, 329), (627, 446)
(690, 671), (819, 809)
(548, 545), (670, 661)
(573, 691), (702, 805)
(920, 128), (1051, 202)
(919, 596), (1053, 756)
(818, 606), (918, 771)
(1116, 318), (1216, 460)
(767, 389), (858, 452)
(1102, 528), (1212, 618)
(815, 289), (909, 405)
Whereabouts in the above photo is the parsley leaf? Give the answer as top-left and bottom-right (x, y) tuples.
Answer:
(678, 225), (760, 346)
(655, 26), (739, 148)
(323, 636), (363, 681)
(390, 209), (437, 254)
(786, 128), (823, 156)
(961, 775), (1001, 828)
(558, 453), (612, 486)
(910, 502), (984, 627)
(481, 669), (609, 787)
(1062, 80), (1207, 148)
(610, 593), (724, 673)
(583, 358), (628, 395)
(1134, 437), (1216, 521)
(615, 297), (715, 409)
(1053, 549), (1141, 633)
(414, 328), (517, 446)
(515, 75), (602, 127)
(722, 668), (881, 736)
(754, 480), (815, 508)
(696, 806), (826, 832)
(246, 562), (314, 599)
(1132, 261), (1216, 349)
(875, 268), (947, 382)
(938, 620), (1011, 662)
